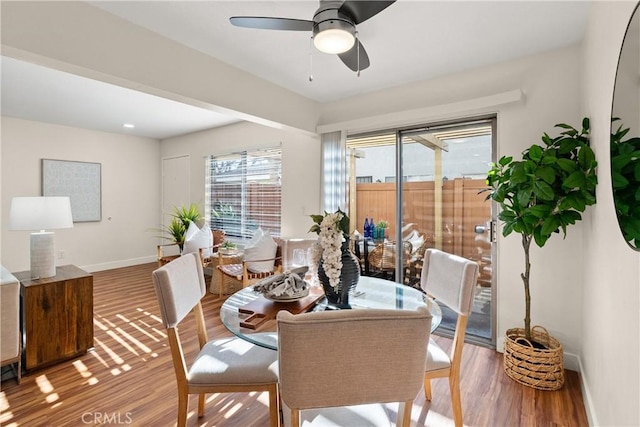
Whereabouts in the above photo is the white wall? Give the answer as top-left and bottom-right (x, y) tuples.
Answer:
(1, 117), (161, 272)
(582, 2), (640, 425)
(320, 45), (586, 362)
(160, 121), (321, 239)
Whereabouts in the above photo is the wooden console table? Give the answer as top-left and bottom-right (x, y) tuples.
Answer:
(15, 265), (93, 371)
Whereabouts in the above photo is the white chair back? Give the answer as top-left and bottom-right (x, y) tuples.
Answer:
(152, 252), (206, 328)
(420, 248), (479, 316)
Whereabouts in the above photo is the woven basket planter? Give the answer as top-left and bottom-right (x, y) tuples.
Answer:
(503, 326), (564, 391)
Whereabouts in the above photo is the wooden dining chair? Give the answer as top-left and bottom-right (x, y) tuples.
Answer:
(277, 306), (432, 427)
(420, 248), (479, 427)
(157, 228), (226, 267)
(152, 253), (280, 427)
(368, 240), (413, 280)
(216, 238), (283, 298)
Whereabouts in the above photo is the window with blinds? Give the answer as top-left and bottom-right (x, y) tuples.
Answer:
(205, 147), (282, 239)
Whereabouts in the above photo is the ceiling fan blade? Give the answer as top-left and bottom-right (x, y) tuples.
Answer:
(339, 1), (396, 25)
(338, 40), (370, 72)
(229, 16), (313, 31)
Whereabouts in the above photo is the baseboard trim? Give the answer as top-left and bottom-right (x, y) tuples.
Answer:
(80, 256), (157, 273)
(577, 356), (598, 427)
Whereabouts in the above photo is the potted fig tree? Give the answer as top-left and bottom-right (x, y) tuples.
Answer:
(486, 117), (597, 390)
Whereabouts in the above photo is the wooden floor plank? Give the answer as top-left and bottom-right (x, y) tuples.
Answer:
(0, 262), (588, 426)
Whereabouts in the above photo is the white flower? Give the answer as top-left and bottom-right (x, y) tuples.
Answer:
(313, 211), (346, 289)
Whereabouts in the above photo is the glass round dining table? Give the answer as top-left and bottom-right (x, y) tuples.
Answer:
(219, 276), (442, 350)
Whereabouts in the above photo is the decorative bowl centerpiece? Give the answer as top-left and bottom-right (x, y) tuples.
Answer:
(253, 267), (309, 302)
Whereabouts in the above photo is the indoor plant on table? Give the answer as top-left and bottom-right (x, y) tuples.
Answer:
(309, 208), (360, 308)
(486, 117), (597, 390)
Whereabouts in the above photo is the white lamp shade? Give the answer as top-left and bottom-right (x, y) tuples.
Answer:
(9, 196), (74, 231)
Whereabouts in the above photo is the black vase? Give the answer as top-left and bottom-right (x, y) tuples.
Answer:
(317, 238), (360, 308)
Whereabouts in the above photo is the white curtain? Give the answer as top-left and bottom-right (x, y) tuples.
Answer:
(320, 130), (347, 213)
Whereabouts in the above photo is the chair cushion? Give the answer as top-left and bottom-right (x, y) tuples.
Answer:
(406, 230), (424, 257)
(425, 338), (451, 372)
(188, 337), (278, 386)
(282, 403), (392, 427)
(182, 221), (213, 257)
(243, 228), (277, 273)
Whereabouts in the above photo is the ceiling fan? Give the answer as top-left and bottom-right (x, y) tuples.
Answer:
(230, 1), (396, 73)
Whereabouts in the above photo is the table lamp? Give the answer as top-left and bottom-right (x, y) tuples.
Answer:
(9, 196), (73, 279)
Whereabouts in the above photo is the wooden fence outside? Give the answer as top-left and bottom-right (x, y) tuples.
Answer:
(355, 178), (492, 285)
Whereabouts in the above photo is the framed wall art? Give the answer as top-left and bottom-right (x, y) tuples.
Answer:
(42, 159), (102, 222)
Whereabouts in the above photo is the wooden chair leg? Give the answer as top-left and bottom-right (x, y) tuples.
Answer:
(198, 392), (205, 417)
(218, 267), (225, 299)
(268, 383), (280, 427)
(424, 376), (432, 401)
(398, 400), (413, 427)
(449, 376), (463, 427)
(291, 409), (300, 427)
(177, 392), (188, 427)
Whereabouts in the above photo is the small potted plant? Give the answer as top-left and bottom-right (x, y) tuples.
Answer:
(156, 203), (201, 250)
(375, 219), (389, 240)
(486, 118), (597, 390)
(219, 240), (238, 255)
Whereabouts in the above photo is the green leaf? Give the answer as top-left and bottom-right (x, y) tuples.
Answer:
(533, 229), (550, 247)
(509, 163), (529, 184)
(541, 215), (560, 236)
(533, 180), (555, 200)
(559, 211), (581, 225)
(562, 193), (586, 211)
(578, 144), (596, 168)
(612, 154), (632, 171)
(558, 138), (579, 155)
(556, 158), (577, 173)
(555, 123), (575, 130)
(499, 156), (513, 166)
(563, 171), (586, 189)
(535, 166), (556, 184)
(529, 205), (552, 218)
(516, 187), (533, 208)
(528, 145), (543, 162)
(612, 172), (629, 189)
(582, 117), (590, 133)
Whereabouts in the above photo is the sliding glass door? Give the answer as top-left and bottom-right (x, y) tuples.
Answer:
(347, 117), (495, 345)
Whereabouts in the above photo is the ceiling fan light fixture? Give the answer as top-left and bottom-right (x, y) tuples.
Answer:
(313, 20), (355, 54)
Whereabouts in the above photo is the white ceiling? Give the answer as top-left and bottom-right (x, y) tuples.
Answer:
(1, 1), (591, 140)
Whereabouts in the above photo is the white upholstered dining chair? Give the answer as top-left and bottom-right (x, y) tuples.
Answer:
(152, 252), (280, 427)
(420, 248), (479, 427)
(277, 306), (432, 427)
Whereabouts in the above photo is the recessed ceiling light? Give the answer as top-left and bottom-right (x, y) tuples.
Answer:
(122, 123), (135, 129)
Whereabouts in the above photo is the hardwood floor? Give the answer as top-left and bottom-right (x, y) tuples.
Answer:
(0, 262), (588, 426)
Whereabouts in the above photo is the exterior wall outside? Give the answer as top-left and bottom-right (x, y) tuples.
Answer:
(582, 2), (640, 425)
(160, 121), (321, 240)
(1, 117), (161, 272)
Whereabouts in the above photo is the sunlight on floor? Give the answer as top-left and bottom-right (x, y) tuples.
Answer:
(223, 402), (243, 419)
(0, 391), (14, 425)
(256, 391), (270, 407)
(94, 337), (124, 365)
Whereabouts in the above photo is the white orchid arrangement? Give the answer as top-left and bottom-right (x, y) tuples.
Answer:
(309, 209), (350, 290)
